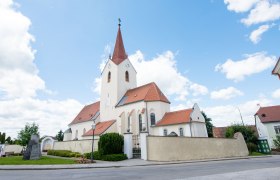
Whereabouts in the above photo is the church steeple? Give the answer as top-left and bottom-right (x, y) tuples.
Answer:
(112, 19), (128, 65)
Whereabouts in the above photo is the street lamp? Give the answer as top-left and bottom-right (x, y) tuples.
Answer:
(236, 107), (245, 126)
(91, 121), (96, 163)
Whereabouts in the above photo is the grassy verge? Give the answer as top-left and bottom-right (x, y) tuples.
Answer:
(249, 152), (268, 156)
(0, 156), (76, 165)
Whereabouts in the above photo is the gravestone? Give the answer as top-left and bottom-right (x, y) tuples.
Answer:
(23, 135), (41, 160)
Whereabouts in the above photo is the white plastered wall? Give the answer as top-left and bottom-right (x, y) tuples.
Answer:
(100, 59), (137, 122)
(190, 103), (208, 137)
(263, 122), (280, 148)
(152, 124), (191, 137)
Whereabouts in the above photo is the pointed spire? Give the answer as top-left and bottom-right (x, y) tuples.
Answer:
(112, 19), (128, 65)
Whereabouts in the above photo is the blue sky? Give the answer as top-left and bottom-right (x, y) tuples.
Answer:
(0, 0), (279, 138)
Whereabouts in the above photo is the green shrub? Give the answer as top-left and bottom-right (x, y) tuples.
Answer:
(98, 133), (124, 155)
(101, 154), (127, 161)
(247, 142), (257, 153)
(84, 151), (101, 160)
(47, 150), (80, 158)
(225, 124), (258, 144)
(273, 135), (280, 148)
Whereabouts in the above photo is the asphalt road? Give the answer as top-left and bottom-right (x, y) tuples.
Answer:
(1, 156), (280, 180)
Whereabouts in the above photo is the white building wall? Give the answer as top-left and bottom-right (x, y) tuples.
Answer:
(152, 124), (191, 137)
(147, 101), (170, 135)
(255, 116), (269, 140)
(264, 122), (280, 148)
(81, 121), (118, 140)
(69, 119), (97, 140)
(190, 103), (208, 137)
(116, 101), (146, 135)
(100, 59), (137, 122)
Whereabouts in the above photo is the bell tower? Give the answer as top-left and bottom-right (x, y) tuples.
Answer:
(100, 20), (137, 121)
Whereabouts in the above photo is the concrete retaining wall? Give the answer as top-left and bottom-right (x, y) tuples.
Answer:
(3, 145), (23, 154)
(147, 132), (248, 161)
(53, 138), (99, 154)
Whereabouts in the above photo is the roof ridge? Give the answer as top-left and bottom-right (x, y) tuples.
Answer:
(167, 108), (193, 114)
(127, 82), (154, 92)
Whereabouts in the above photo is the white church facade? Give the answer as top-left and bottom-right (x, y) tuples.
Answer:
(64, 23), (208, 141)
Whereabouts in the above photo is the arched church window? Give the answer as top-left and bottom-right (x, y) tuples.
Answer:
(139, 114), (142, 132)
(75, 130), (78, 139)
(150, 113), (156, 126)
(179, 127), (184, 136)
(125, 71), (129, 82)
(163, 129), (168, 136)
(108, 71), (111, 83)
(127, 116), (131, 132)
(83, 128), (86, 135)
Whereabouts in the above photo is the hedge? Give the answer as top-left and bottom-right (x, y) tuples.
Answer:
(84, 151), (127, 161)
(47, 150), (81, 158)
(101, 154), (127, 161)
(98, 133), (124, 155)
(84, 151), (101, 160)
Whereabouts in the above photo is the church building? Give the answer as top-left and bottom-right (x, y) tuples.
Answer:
(63, 22), (208, 141)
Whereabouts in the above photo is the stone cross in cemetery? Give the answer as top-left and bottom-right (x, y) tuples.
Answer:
(23, 134), (41, 160)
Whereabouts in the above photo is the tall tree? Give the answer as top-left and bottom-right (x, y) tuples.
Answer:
(55, 130), (64, 141)
(17, 123), (40, 146)
(0, 132), (6, 144)
(201, 111), (214, 137)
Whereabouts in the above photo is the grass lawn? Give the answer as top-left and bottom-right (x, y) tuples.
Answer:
(0, 156), (76, 165)
(249, 152), (268, 156)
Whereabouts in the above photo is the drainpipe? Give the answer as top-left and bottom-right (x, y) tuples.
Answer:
(190, 117), (193, 137)
(145, 102), (149, 134)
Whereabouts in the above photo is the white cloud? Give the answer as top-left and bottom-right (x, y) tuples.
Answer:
(203, 98), (272, 127)
(0, 0), (45, 98)
(129, 50), (208, 101)
(211, 87), (243, 100)
(93, 50), (208, 101)
(249, 24), (271, 44)
(0, 0), (84, 138)
(241, 0), (280, 26)
(224, 0), (259, 13)
(215, 52), (276, 82)
(0, 98), (83, 138)
(272, 88), (280, 98)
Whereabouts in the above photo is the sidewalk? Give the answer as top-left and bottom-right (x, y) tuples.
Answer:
(0, 155), (272, 170)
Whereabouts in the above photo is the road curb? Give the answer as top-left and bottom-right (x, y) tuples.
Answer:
(0, 155), (273, 170)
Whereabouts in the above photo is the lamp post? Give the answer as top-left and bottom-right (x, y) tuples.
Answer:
(236, 107), (245, 126)
(91, 121), (96, 163)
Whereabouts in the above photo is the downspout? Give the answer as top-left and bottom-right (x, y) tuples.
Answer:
(190, 117), (192, 137)
(145, 102), (149, 134)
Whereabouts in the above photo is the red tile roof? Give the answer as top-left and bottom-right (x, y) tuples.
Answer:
(213, 127), (227, 138)
(272, 58), (280, 79)
(112, 25), (127, 65)
(256, 105), (280, 123)
(116, 82), (170, 106)
(213, 125), (258, 138)
(156, 109), (193, 126)
(69, 101), (100, 125)
(83, 120), (116, 136)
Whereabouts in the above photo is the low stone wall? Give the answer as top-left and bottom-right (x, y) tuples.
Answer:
(53, 138), (99, 154)
(147, 132), (248, 161)
(3, 145), (23, 154)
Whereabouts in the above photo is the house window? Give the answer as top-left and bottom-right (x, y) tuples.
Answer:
(179, 128), (184, 136)
(108, 71), (111, 83)
(274, 126), (280, 134)
(150, 113), (156, 126)
(125, 71), (129, 82)
(163, 129), (168, 136)
(83, 128), (86, 135)
(139, 114), (142, 132)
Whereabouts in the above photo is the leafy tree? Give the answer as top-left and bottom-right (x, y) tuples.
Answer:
(201, 111), (214, 137)
(225, 124), (257, 144)
(0, 132), (5, 144)
(56, 130), (64, 141)
(17, 123), (40, 146)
